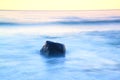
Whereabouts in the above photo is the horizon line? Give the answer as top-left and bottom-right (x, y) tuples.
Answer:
(0, 9), (120, 11)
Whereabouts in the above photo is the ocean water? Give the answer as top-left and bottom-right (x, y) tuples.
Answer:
(0, 10), (120, 80)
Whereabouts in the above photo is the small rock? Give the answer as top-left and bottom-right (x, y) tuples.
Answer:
(40, 41), (66, 57)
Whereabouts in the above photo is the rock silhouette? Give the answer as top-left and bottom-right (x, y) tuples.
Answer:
(40, 41), (66, 57)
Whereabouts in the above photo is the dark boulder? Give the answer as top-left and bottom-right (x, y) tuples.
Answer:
(40, 41), (66, 57)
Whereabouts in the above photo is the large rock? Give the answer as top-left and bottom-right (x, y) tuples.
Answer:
(40, 41), (66, 57)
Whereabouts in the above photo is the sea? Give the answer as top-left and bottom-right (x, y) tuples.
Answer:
(0, 10), (120, 80)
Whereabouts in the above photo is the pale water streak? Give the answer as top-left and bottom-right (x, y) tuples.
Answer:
(0, 24), (120, 35)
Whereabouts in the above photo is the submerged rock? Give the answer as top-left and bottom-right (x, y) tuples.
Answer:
(40, 41), (66, 57)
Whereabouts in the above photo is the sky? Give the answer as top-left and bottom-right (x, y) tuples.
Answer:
(0, 0), (120, 10)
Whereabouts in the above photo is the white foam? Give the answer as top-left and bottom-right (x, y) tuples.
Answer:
(0, 24), (120, 36)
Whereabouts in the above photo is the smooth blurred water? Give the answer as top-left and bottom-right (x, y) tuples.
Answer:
(0, 24), (120, 80)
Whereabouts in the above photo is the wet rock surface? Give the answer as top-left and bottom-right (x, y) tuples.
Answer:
(40, 41), (66, 57)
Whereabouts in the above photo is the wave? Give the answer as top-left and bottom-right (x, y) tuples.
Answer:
(53, 19), (120, 25)
(0, 22), (20, 25)
(0, 17), (120, 26)
(53, 16), (120, 25)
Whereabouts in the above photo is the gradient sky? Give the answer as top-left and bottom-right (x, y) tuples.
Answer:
(0, 0), (120, 10)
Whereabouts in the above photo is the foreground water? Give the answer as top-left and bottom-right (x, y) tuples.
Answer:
(0, 23), (120, 80)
